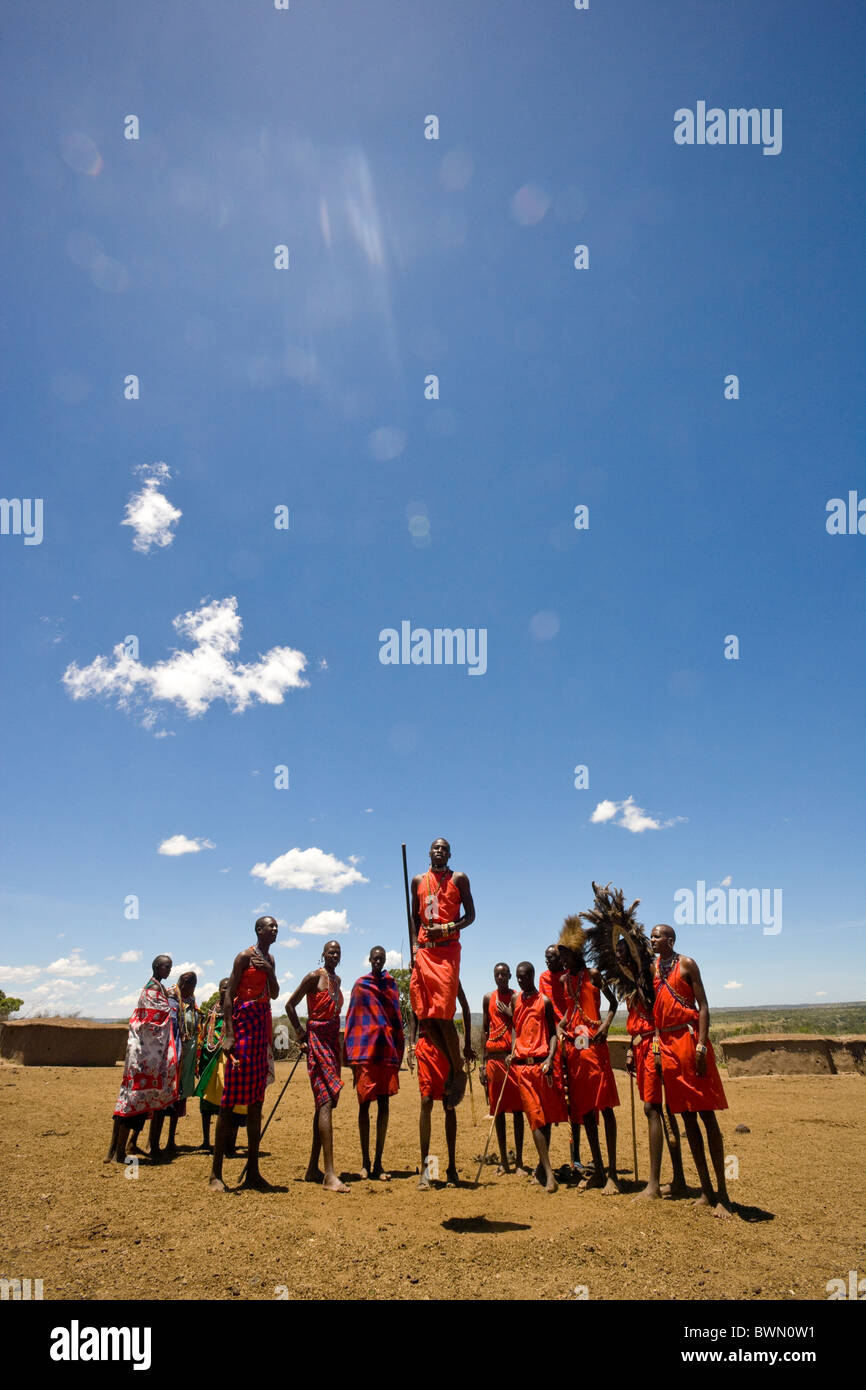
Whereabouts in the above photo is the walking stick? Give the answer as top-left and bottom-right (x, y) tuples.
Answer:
(473, 1054), (515, 1185)
(237, 1049), (303, 1184)
(629, 1070), (639, 1184)
(466, 1058), (478, 1125)
(401, 843), (419, 1071)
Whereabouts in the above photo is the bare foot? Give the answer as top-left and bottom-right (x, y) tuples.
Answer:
(418, 1171), (431, 1191)
(208, 1177), (226, 1192)
(578, 1173), (606, 1192)
(495, 1164), (511, 1176)
(661, 1178), (690, 1198)
(304, 1168), (324, 1183)
(359, 1166), (370, 1179)
(370, 1167), (390, 1181)
(545, 1175), (558, 1193)
(514, 1166), (532, 1178)
(601, 1176), (621, 1195)
(322, 1174), (350, 1193)
(693, 1193), (713, 1210)
(713, 1200), (736, 1220)
(241, 1174), (274, 1192)
(632, 1185), (662, 1202)
(445, 1167), (460, 1187)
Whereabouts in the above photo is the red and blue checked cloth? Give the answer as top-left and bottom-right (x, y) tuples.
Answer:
(307, 1017), (344, 1108)
(344, 971), (404, 1067)
(221, 998), (270, 1107)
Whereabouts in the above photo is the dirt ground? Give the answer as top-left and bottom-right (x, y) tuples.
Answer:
(1, 1060), (863, 1302)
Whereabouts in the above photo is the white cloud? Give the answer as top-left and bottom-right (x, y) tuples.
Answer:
(277, 938), (301, 949)
(589, 795), (683, 834)
(121, 462), (182, 553)
(723, 981), (743, 990)
(720, 875), (732, 887)
(46, 951), (102, 978)
(365, 808), (373, 813)
(218, 868), (231, 874)
(287, 910), (349, 936)
(815, 990), (828, 998)
(62, 596), (309, 720)
(202, 959), (214, 966)
(251, 847), (368, 894)
(93, 981), (120, 994)
(158, 834), (215, 856)
(384, 949), (403, 969)
(168, 961), (200, 980)
(116, 949), (142, 963)
(0, 965), (42, 985)
(109, 993), (140, 1010)
(197, 981), (218, 998)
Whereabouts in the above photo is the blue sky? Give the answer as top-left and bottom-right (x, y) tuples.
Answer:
(1, 1), (864, 1017)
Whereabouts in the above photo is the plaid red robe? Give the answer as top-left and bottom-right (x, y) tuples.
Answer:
(221, 998), (271, 1108)
(344, 970), (404, 1068)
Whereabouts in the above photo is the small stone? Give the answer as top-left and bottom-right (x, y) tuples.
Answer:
(734, 1123), (751, 1133)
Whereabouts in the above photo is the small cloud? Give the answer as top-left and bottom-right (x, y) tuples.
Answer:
(197, 981), (218, 998)
(121, 462), (182, 553)
(46, 951), (102, 978)
(723, 981), (743, 990)
(814, 990), (828, 998)
(277, 938), (302, 950)
(109, 992), (140, 1010)
(158, 834), (215, 856)
(251, 847), (369, 894)
(168, 961), (200, 981)
(384, 949), (403, 969)
(288, 910), (349, 936)
(365, 808), (373, 814)
(117, 949), (142, 963)
(202, 959), (214, 966)
(153, 730), (175, 740)
(720, 875), (732, 887)
(94, 980), (119, 994)
(319, 658), (328, 671)
(218, 868), (231, 874)
(589, 795), (684, 834)
(62, 596), (309, 720)
(0, 964), (42, 985)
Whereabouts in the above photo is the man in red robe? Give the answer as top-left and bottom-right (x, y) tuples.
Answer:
(409, 837), (475, 1107)
(511, 961), (567, 1192)
(345, 945), (405, 1180)
(416, 981), (474, 1189)
(481, 963), (527, 1176)
(650, 923), (733, 1217)
(557, 921), (621, 1194)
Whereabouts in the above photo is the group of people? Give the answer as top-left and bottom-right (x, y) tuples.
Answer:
(104, 837), (735, 1216)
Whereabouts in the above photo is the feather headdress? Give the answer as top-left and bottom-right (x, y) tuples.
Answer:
(558, 914), (587, 955)
(580, 881), (654, 1005)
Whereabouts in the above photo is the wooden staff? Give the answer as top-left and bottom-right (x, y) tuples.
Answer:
(629, 1070), (639, 1183)
(473, 1053), (515, 1185)
(401, 843), (418, 1071)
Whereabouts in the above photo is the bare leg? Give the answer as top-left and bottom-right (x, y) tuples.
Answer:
(148, 1112), (166, 1160)
(370, 1096), (390, 1179)
(531, 1124), (558, 1192)
(682, 1112), (715, 1209)
(358, 1098), (372, 1176)
(494, 1112), (510, 1173)
(317, 1101), (349, 1193)
(600, 1107), (620, 1193)
(444, 1106), (459, 1184)
(430, 1020), (465, 1106)
(578, 1112), (607, 1189)
(105, 1117), (130, 1164)
(200, 1111), (212, 1151)
(513, 1111), (530, 1175)
(166, 1113), (179, 1153)
(570, 1121), (586, 1174)
(661, 1107), (688, 1195)
(241, 1102), (271, 1189)
(418, 1096), (433, 1189)
(305, 1112), (323, 1181)
(633, 1103), (664, 1200)
(702, 1111), (734, 1218)
(208, 1110), (231, 1191)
